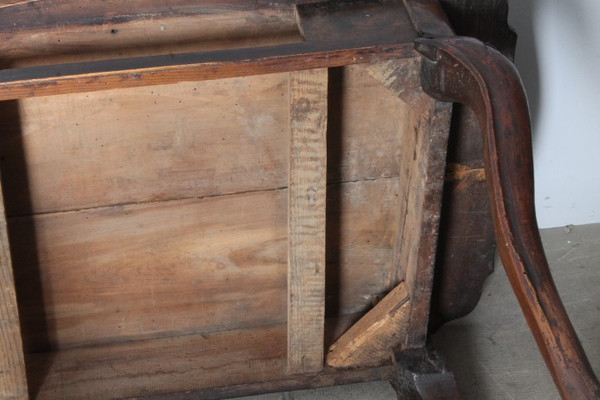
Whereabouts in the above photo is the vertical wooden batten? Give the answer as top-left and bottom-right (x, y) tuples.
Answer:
(287, 68), (328, 374)
(0, 175), (28, 400)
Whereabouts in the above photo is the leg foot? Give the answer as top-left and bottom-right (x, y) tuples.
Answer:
(392, 346), (462, 400)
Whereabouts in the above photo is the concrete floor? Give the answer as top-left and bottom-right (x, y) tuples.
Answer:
(231, 223), (600, 399)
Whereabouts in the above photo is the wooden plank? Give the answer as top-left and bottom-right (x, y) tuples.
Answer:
(0, 1), (419, 101)
(6, 63), (413, 352)
(0, 4), (301, 63)
(5, 65), (411, 352)
(0, 44), (413, 102)
(27, 325), (287, 400)
(0, 64), (408, 216)
(12, 190), (288, 351)
(1, 73), (291, 216)
(327, 282), (411, 368)
(325, 178), (403, 318)
(287, 68), (328, 374)
(400, 104), (452, 348)
(25, 322), (394, 400)
(0, 176), (28, 399)
(10, 178), (401, 351)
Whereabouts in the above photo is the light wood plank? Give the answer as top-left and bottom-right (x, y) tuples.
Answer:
(29, 325), (288, 400)
(10, 178), (401, 351)
(0, 64), (407, 216)
(13, 190), (288, 351)
(0, 175), (28, 400)
(326, 282), (410, 368)
(287, 68), (328, 374)
(26, 322), (394, 400)
(1, 73), (291, 216)
(7, 64), (424, 353)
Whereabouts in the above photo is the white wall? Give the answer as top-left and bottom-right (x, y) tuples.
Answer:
(508, 0), (600, 228)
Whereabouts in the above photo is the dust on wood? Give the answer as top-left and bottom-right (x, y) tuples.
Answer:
(287, 68), (328, 374)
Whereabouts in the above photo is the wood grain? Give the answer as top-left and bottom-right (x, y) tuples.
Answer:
(428, 0), (515, 331)
(0, 0), (419, 101)
(25, 322), (394, 400)
(325, 54), (452, 366)
(3, 64), (412, 352)
(367, 62), (452, 349)
(0, 5), (301, 63)
(12, 190), (287, 351)
(10, 178), (404, 351)
(1, 73), (291, 216)
(400, 103), (452, 348)
(0, 2), (464, 398)
(416, 35), (600, 400)
(366, 57), (435, 112)
(327, 282), (410, 368)
(0, 175), (28, 400)
(287, 68), (328, 374)
(0, 64), (408, 216)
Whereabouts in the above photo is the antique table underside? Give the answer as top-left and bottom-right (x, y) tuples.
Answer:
(0, 1), (597, 400)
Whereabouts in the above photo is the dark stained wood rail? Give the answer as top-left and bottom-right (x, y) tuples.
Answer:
(415, 36), (600, 400)
(0, 0), (416, 101)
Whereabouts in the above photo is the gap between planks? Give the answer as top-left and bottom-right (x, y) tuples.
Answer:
(6, 175), (401, 220)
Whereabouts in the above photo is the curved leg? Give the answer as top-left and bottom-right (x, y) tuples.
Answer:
(415, 36), (600, 399)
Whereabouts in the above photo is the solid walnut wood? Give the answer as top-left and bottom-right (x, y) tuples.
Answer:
(287, 68), (328, 373)
(0, 178), (28, 400)
(428, 0), (516, 330)
(416, 36), (600, 400)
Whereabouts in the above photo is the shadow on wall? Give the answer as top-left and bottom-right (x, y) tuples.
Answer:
(509, 0), (596, 144)
(509, 0), (600, 228)
(507, 0), (540, 140)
